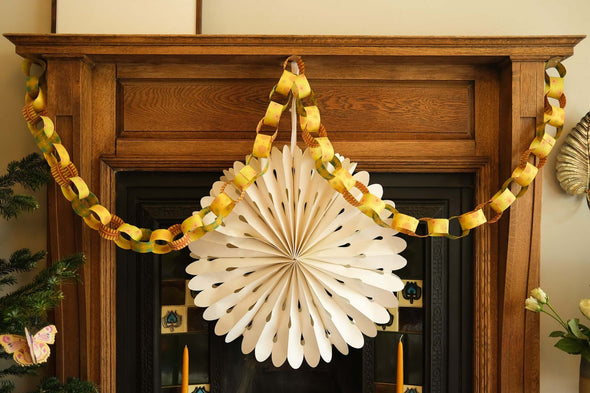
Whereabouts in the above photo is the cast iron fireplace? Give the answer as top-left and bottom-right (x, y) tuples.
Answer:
(115, 171), (473, 393)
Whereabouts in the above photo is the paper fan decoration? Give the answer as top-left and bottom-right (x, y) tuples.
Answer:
(187, 146), (407, 368)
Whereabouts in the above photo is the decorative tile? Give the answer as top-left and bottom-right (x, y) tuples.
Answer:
(403, 385), (422, 393)
(376, 307), (398, 332)
(161, 305), (187, 334)
(189, 384), (210, 393)
(398, 280), (423, 308)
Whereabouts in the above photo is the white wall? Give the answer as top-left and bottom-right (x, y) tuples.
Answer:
(0, 1), (52, 392)
(4, 0), (590, 392)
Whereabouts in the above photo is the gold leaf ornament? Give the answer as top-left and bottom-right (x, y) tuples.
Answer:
(556, 111), (590, 208)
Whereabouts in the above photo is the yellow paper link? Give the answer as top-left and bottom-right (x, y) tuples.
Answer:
(252, 133), (274, 158)
(276, 70), (297, 96)
(300, 106), (321, 133)
(359, 193), (386, 218)
(28, 122), (61, 154)
(118, 223), (143, 241)
(328, 167), (356, 193)
(31, 88), (46, 113)
(314, 156), (343, 181)
(512, 162), (538, 187)
(263, 101), (285, 128)
(488, 188), (516, 213)
(70, 192), (99, 218)
(544, 106), (565, 127)
(67, 176), (90, 199)
(89, 204), (112, 226)
(233, 165), (258, 191)
(457, 209), (487, 231)
(150, 229), (173, 243)
(391, 212), (419, 235)
(210, 192), (235, 218)
(45, 143), (71, 168)
(426, 218), (449, 237)
(83, 214), (102, 230)
(544, 76), (564, 100)
(26, 76), (40, 96)
(310, 137), (334, 163)
(529, 133), (555, 159)
(181, 214), (204, 234)
(198, 208), (224, 233)
(292, 74), (311, 99)
(60, 184), (77, 202)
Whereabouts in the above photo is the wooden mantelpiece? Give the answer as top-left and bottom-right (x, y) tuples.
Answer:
(5, 34), (584, 393)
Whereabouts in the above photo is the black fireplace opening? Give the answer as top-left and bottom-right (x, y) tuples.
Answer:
(116, 171), (473, 393)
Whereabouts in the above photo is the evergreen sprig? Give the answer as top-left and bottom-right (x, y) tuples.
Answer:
(0, 154), (97, 391)
(0, 153), (50, 220)
(31, 377), (99, 393)
(0, 253), (84, 334)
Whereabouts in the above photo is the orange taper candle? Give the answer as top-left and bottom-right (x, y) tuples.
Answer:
(396, 335), (404, 393)
(181, 345), (189, 393)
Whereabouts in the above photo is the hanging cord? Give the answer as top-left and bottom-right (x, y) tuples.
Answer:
(290, 61), (299, 153)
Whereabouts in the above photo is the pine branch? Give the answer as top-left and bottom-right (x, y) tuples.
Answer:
(0, 249), (46, 277)
(0, 380), (15, 393)
(0, 351), (12, 360)
(0, 254), (84, 333)
(0, 153), (50, 220)
(31, 377), (98, 393)
(0, 364), (40, 377)
(0, 154), (50, 190)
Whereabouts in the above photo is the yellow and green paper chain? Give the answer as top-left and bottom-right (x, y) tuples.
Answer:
(19, 55), (567, 253)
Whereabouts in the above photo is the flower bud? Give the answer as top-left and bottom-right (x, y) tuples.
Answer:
(580, 299), (590, 319)
(530, 288), (548, 304)
(525, 296), (542, 312)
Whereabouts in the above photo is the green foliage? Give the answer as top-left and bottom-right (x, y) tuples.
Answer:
(0, 155), (97, 391)
(30, 377), (99, 393)
(0, 153), (50, 220)
(555, 337), (586, 354)
(527, 288), (590, 362)
(0, 252), (84, 334)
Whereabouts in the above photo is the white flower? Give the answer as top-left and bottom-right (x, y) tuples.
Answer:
(525, 296), (542, 312)
(580, 299), (590, 319)
(187, 146), (407, 368)
(530, 288), (548, 304)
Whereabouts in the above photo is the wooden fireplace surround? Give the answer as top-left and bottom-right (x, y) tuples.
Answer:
(5, 34), (584, 392)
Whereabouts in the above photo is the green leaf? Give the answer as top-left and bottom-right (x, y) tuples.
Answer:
(550, 330), (566, 337)
(583, 347), (590, 362)
(568, 319), (588, 339)
(555, 337), (586, 354)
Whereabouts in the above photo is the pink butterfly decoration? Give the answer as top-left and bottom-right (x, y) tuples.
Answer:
(0, 325), (57, 366)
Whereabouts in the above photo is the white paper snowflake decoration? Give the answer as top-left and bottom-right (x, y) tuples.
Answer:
(187, 146), (407, 368)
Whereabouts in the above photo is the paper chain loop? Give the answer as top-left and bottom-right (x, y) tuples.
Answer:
(20, 55), (566, 252)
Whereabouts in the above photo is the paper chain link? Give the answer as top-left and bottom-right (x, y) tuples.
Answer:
(20, 55), (566, 253)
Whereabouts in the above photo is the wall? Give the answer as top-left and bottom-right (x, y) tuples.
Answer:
(0, 1), (52, 392)
(2, 0), (589, 392)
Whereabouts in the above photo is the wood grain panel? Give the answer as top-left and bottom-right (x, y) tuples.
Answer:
(117, 63), (477, 81)
(120, 79), (474, 139)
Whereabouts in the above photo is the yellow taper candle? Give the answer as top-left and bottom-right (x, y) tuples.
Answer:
(181, 345), (189, 393)
(396, 335), (404, 393)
